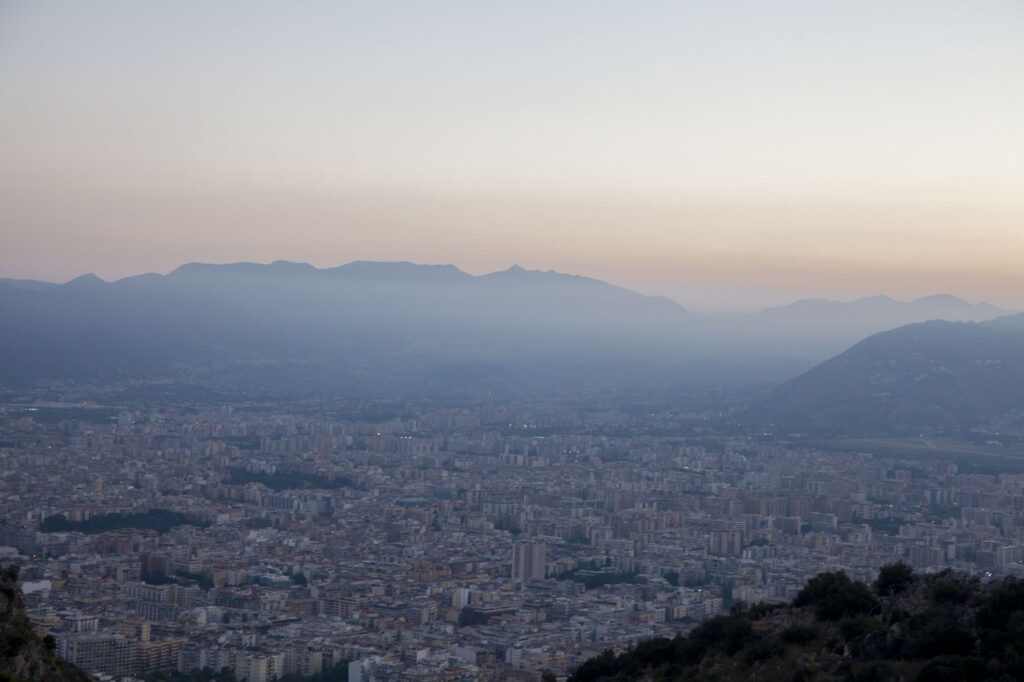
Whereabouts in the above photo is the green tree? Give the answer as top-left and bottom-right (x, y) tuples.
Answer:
(794, 571), (878, 621)
(874, 562), (914, 596)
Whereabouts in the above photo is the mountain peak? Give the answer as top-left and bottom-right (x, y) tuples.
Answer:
(911, 294), (968, 305)
(170, 261), (237, 276)
(63, 273), (105, 288)
(267, 260), (317, 274)
(169, 261), (316, 277)
(325, 261), (469, 281)
(484, 265), (583, 281)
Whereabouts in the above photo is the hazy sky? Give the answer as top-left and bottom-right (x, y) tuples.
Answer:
(2, 1), (1022, 311)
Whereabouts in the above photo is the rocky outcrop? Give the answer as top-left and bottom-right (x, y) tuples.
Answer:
(0, 565), (91, 681)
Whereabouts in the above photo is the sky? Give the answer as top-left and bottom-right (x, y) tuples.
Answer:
(1, 1), (1022, 312)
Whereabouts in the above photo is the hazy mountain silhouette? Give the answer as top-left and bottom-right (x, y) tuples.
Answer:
(0, 261), (698, 388)
(0, 261), (1013, 392)
(707, 293), (1009, 366)
(758, 314), (1024, 435)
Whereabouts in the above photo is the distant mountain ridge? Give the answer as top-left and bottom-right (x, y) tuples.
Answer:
(710, 292), (1010, 364)
(0, 260), (695, 388)
(168, 259), (474, 283)
(757, 293), (1005, 321)
(0, 260), (1014, 391)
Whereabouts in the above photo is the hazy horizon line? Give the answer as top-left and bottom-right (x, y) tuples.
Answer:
(1, 258), (1015, 315)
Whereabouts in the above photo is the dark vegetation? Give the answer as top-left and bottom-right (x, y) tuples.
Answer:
(555, 570), (642, 591)
(569, 564), (1024, 681)
(40, 509), (207, 534)
(140, 570), (178, 585)
(458, 606), (517, 626)
(791, 571), (878, 621)
(175, 570), (215, 589)
(861, 517), (903, 535)
(141, 569), (215, 589)
(225, 468), (355, 491)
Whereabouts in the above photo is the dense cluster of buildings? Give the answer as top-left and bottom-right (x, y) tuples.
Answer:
(3, 397), (1024, 681)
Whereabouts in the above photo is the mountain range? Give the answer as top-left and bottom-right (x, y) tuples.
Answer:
(1, 261), (1019, 432)
(0, 261), (694, 388)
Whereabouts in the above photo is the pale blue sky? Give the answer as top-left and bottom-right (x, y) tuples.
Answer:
(2, 1), (1022, 310)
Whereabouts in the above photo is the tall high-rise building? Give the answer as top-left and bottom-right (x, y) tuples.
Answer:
(512, 541), (546, 584)
(708, 521), (744, 557)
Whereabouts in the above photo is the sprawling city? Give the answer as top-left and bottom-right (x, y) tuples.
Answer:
(4, 382), (1024, 681)
(4, 2), (1024, 681)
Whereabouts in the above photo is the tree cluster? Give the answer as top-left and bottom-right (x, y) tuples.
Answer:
(40, 509), (205, 534)
(568, 563), (1024, 682)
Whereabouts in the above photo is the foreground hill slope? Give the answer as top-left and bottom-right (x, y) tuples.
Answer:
(757, 314), (1024, 435)
(570, 565), (1024, 682)
(713, 294), (1009, 363)
(0, 565), (92, 681)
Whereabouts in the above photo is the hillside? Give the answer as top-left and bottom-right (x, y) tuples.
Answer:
(569, 565), (1024, 682)
(757, 314), (1024, 436)
(0, 565), (92, 681)
(711, 294), (1009, 365)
